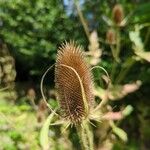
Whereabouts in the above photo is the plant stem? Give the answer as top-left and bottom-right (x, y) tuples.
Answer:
(110, 45), (116, 60)
(115, 57), (136, 84)
(74, 0), (90, 42)
(110, 27), (121, 82)
(116, 28), (121, 62)
(76, 125), (88, 150)
(110, 45), (117, 82)
(110, 60), (118, 83)
(84, 122), (94, 150)
(76, 121), (94, 150)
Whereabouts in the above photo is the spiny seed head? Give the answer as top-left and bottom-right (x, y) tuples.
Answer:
(55, 41), (94, 124)
(112, 4), (124, 26)
(106, 29), (116, 45)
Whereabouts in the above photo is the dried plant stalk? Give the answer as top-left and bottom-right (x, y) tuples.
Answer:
(55, 41), (94, 124)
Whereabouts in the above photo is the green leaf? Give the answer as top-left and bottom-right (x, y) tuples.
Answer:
(135, 51), (150, 62)
(122, 105), (133, 117)
(129, 28), (144, 52)
(113, 126), (128, 142)
(134, 2), (150, 16)
(129, 26), (150, 62)
(20, 49), (34, 56)
(110, 121), (128, 142)
(132, 2), (150, 23)
(40, 111), (55, 150)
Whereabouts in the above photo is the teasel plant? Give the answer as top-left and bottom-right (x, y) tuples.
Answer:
(39, 2), (145, 149)
(40, 41), (112, 150)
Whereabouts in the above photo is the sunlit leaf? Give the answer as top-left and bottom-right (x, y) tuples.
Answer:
(94, 87), (107, 100)
(40, 112), (55, 150)
(129, 26), (150, 62)
(112, 126), (128, 142)
(129, 29), (144, 52)
(135, 51), (150, 62)
(122, 105), (133, 117)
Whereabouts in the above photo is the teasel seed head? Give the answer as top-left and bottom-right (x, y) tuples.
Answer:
(106, 29), (116, 45)
(55, 41), (94, 124)
(112, 4), (124, 26)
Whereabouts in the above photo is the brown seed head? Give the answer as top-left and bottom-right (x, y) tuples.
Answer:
(112, 4), (124, 26)
(55, 41), (94, 124)
(38, 99), (47, 112)
(106, 29), (116, 45)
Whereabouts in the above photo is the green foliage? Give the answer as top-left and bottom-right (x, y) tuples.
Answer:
(0, 0), (84, 76)
(40, 111), (55, 150)
(0, 96), (40, 149)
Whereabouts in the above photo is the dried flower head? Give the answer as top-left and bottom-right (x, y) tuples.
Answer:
(112, 4), (124, 26)
(106, 29), (116, 45)
(55, 41), (94, 124)
(38, 99), (47, 112)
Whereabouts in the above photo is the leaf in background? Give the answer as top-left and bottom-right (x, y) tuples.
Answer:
(108, 81), (141, 100)
(129, 26), (150, 62)
(129, 28), (144, 52)
(102, 112), (123, 120)
(112, 126), (128, 142)
(94, 87), (107, 101)
(132, 2), (150, 23)
(20, 48), (35, 56)
(102, 105), (133, 121)
(135, 51), (150, 62)
(133, 2), (150, 16)
(122, 80), (142, 94)
(110, 121), (127, 142)
(40, 112), (55, 150)
(88, 30), (102, 65)
(122, 105), (133, 117)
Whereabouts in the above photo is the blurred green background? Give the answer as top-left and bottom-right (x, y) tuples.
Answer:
(0, 0), (150, 150)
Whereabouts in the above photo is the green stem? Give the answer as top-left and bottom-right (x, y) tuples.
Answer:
(76, 125), (88, 150)
(76, 121), (94, 150)
(74, 0), (90, 42)
(84, 122), (94, 150)
(115, 57), (136, 84)
(116, 28), (121, 62)
(110, 27), (121, 82)
(110, 60), (118, 83)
